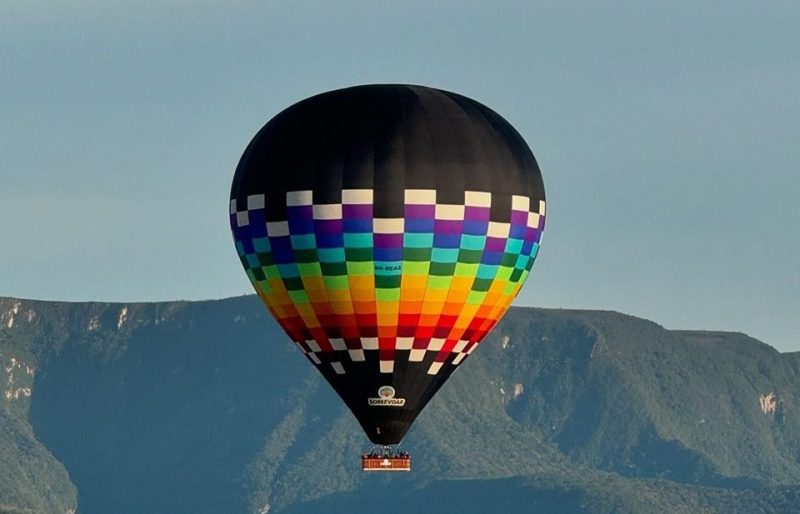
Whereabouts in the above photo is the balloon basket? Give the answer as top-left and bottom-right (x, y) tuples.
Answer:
(361, 446), (411, 472)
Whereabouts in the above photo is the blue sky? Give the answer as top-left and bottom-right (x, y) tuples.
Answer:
(2, 1), (798, 350)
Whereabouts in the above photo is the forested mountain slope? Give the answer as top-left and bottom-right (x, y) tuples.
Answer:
(1, 296), (798, 513)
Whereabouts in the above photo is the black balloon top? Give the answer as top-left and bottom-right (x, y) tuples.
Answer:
(231, 84), (544, 221)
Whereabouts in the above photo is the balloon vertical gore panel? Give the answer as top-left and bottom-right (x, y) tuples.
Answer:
(229, 84), (545, 445)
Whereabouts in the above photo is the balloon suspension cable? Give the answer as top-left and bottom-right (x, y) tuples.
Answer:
(362, 444), (409, 458)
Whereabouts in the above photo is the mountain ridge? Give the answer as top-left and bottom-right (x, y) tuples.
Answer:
(1, 295), (799, 513)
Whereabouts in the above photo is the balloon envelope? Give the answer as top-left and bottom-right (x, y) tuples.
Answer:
(230, 84), (545, 444)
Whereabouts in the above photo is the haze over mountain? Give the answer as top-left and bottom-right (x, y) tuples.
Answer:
(1, 295), (799, 514)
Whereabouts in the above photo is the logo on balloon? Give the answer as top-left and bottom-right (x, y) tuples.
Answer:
(368, 386), (406, 407)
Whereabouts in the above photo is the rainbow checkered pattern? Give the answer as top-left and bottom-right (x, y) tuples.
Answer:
(230, 187), (545, 377)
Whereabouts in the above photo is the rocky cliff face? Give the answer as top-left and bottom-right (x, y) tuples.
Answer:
(1, 296), (799, 513)
(0, 300), (77, 514)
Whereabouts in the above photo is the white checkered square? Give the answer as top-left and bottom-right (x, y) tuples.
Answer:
(361, 337), (379, 350)
(373, 218), (404, 233)
(404, 189), (436, 205)
(349, 349), (366, 362)
(434, 204), (465, 220)
(286, 190), (313, 206)
(488, 221), (510, 238)
(247, 194), (266, 210)
(313, 204), (343, 220)
(409, 349), (426, 362)
(342, 189), (373, 204)
(266, 221), (290, 237)
(527, 212), (541, 229)
(511, 195), (530, 211)
(464, 190), (491, 207)
(427, 362), (443, 375)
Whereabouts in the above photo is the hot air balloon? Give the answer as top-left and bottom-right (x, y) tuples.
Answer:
(229, 84), (545, 471)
